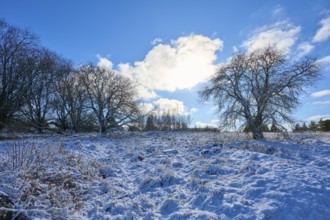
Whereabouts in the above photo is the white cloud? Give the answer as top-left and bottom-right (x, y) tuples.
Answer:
(116, 63), (157, 100)
(208, 105), (219, 114)
(311, 90), (330, 97)
(139, 98), (189, 116)
(296, 42), (314, 58)
(195, 121), (216, 128)
(272, 5), (284, 17)
(190, 107), (199, 113)
(211, 32), (218, 38)
(97, 54), (113, 69)
(211, 119), (220, 125)
(313, 16), (330, 43)
(151, 38), (162, 45)
(242, 21), (301, 54)
(318, 55), (330, 64)
(139, 103), (155, 115)
(137, 85), (158, 100)
(118, 34), (223, 99)
(211, 105), (218, 111)
(307, 114), (330, 121)
(154, 98), (186, 115)
(311, 101), (330, 105)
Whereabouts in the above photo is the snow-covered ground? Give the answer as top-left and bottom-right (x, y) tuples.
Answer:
(0, 132), (330, 219)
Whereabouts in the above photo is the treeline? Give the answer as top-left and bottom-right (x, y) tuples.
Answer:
(293, 119), (330, 132)
(0, 19), (140, 133)
(130, 112), (191, 131)
(130, 112), (220, 132)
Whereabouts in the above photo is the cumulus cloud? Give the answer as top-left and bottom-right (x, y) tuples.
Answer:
(154, 98), (186, 115)
(97, 54), (113, 69)
(311, 101), (330, 105)
(313, 16), (330, 43)
(151, 38), (162, 45)
(139, 98), (191, 116)
(211, 119), (220, 124)
(207, 105), (219, 114)
(97, 35), (222, 100)
(311, 90), (330, 97)
(195, 121), (218, 128)
(242, 21), (301, 54)
(296, 42), (314, 58)
(307, 114), (330, 121)
(118, 34), (223, 99)
(139, 103), (155, 115)
(318, 55), (330, 64)
(137, 85), (158, 100)
(116, 63), (157, 99)
(190, 108), (199, 113)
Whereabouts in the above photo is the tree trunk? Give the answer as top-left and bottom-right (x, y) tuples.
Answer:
(251, 114), (264, 139)
(252, 127), (264, 139)
(0, 113), (7, 130)
(99, 121), (107, 134)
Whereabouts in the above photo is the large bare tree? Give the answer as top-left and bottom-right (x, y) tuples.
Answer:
(80, 65), (140, 133)
(21, 49), (71, 132)
(0, 19), (39, 129)
(200, 46), (320, 139)
(53, 71), (87, 132)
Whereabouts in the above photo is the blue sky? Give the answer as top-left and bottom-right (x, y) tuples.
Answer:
(1, 0), (330, 128)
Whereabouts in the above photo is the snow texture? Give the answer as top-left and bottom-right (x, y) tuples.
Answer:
(0, 131), (330, 219)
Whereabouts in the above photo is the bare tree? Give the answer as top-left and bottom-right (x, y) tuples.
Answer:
(200, 46), (320, 139)
(53, 71), (87, 132)
(0, 19), (39, 129)
(52, 96), (69, 131)
(144, 110), (191, 131)
(20, 49), (71, 132)
(145, 114), (156, 131)
(80, 65), (140, 133)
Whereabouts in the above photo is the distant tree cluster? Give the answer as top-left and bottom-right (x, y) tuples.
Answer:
(137, 111), (191, 131)
(0, 19), (140, 133)
(190, 126), (220, 132)
(293, 119), (330, 132)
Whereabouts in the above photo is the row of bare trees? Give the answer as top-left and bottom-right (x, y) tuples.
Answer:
(0, 19), (71, 130)
(0, 19), (140, 133)
(54, 66), (140, 133)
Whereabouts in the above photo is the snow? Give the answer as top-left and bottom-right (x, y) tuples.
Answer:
(0, 131), (330, 219)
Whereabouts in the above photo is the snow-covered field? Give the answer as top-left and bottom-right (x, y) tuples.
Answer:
(0, 132), (330, 219)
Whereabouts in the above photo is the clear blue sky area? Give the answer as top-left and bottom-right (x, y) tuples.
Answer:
(1, 0), (330, 127)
